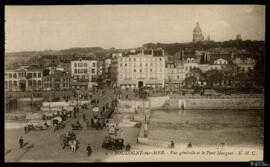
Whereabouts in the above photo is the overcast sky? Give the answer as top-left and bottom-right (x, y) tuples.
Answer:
(5, 5), (265, 52)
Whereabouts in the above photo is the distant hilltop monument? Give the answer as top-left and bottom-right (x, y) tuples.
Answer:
(193, 22), (204, 43)
(236, 34), (242, 41)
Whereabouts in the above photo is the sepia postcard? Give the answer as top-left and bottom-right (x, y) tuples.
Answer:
(4, 5), (265, 162)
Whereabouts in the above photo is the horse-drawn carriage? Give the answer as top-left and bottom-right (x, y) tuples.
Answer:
(71, 121), (83, 130)
(52, 116), (66, 132)
(24, 122), (49, 133)
(54, 122), (65, 132)
(101, 136), (130, 151)
(60, 132), (79, 152)
(105, 120), (118, 135)
(91, 117), (106, 129)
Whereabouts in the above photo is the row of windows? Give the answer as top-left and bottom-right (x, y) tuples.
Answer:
(210, 67), (220, 70)
(74, 62), (96, 67)
(5, 72), (41, 79)
(74, 69), (95, 74)
(119, 74), (162, 79)
(185, 66), (197, 71)
(120, 63), (163, 67)
(120, 57), (163, 62)
(214, 61), (228, 65)
(73, 75), (96, 80)
(186, 59), (195, 63)
(120, 68), (163, 73)
(28, 80), (42, 86)
(44, 78), (70, 82)
(28, 72), (42, 78)
(5, 80), (42, 87)
(44, 83), (70, 88)
(167, 75), (185, 79)
(168, 69), (185, 73)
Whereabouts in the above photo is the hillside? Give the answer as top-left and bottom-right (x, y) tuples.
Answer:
(5, 40), (265, 66)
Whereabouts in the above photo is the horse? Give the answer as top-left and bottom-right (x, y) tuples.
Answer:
(68, 139), (79, 152)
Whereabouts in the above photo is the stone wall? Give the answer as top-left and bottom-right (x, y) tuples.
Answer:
(118, 100), (150, 113)
(119, 95), (264, 111)
(183, 97), (264, 109)
(148, 96), (170, 109)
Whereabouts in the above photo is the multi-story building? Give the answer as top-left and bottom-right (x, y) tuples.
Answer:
(103, 58), (112, 83)
(97, 60), (104, 76)
(59, 60), (71, 74)
(233, 57), (256, 72)
(165, 62), (186, 91)
(70, 59), (97, 90)
(5, 65), (43, 91)
(43, 71), (71, 91)
(117, 48), (166, 89)
(208, 58), (229, 71)
(104, 58), (112, 74)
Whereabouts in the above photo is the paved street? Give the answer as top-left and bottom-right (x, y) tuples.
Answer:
(5, 87), (140, 162)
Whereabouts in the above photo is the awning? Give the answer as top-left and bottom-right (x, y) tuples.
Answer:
(51, 116), (62, 122)
(93, 107), (99, 112)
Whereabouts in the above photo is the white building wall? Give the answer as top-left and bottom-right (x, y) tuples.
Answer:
(70, 60), (97, 81)
(117, 53), (165, 88)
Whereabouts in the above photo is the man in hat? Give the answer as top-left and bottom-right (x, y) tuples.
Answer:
(86, 144), (92, 156)
(19, 136), (24, 148)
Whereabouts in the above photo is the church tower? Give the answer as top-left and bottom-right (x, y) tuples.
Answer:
(193, 22), (204, 43)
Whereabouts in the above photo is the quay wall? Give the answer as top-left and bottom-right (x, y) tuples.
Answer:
(119, 94), (264, 111)
(173, 94), (264, 110)
(118, 100), (150, 113)
(182, 97), (264, 110)
(148, 96), (170, 109)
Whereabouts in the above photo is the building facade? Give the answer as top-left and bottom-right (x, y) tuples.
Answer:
(70, 59), (98, 89)
(117, 49), (166, 89)
(43, 71), (71, 91)
(5, 66), (43, 91)
(233, 57), (256, 72)
(165, 62), (186, 91)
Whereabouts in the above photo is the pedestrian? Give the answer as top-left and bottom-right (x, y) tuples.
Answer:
(125, 144), (131, 151)
(187, 142), (192, 148)
(170, 141), (175, 148)
(83, 113), (86, 122)
(86, 119), (90, 129)
(24, 126), (27, 134)
(86, 144), (92, 156)
(19, 136), (24, 148)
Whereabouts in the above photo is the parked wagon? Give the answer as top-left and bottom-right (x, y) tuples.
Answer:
(91, 117), (106, 130)
(52, 116), (63, 127)
(101, 136), (126, 150)
(24, 122), (49, 133)
(54, 122), (65, 132)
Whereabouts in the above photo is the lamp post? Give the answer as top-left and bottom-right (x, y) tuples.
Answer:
(26, 73), (33, 112)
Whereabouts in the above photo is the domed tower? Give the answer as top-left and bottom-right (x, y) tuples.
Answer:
(193, 22), (204, 43)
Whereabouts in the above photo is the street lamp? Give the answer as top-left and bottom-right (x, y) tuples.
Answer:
(26, 73), (33, 112)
